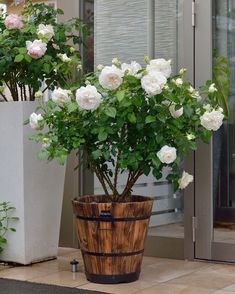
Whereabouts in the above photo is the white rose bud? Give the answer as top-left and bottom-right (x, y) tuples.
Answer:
(200, 109), (224, 131)
(42, 138), (51, 149)
(188, 85), (195, 93)
(208, 83), (217, 93)
(52, 88), (71, 104)
(141, 71), (167, 97)
(77, 64), (82, 70)
(121, 61), (142, 78)
(58, 53), (71, 63)
(29, 113), (43, 130)
(162, 100), (171, 106)
(217, 106), (224, 113)
(146, 58), (171, 78)
(99, 65), (124, 90)
(37, 24), (54, 41)
(186, 133), (196, 140)
(26, 40), (47, 59)
(174, 78), (183, 87)
(191, 90), (202, 102)
(179, 68), (187, 75)
(178, 171), (194, 189)
(34, 91), (43, 99)
(112, 57), (121, 66)
(76, 84), (102, 110)
(97, 64), (104, 71)
(169, 104), (183, 118)
(144, 55), (150, 63)
(70, 46), (76, 53)
(157, 145), (177, 164)
(203, 104), (212, 111)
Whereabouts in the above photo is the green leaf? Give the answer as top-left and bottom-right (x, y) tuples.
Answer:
(105, 107), (116, 118)
(127, 112), (137, 123)
(116, 90), (125, 102)
(43, 63), (51, 74)
(57, 154), (67, 165)
(67, 102), (78, 113)
(24, 54), (32, 63)
(14, 54), (24, 63)
(92, 150), (102, 159)
(145, 115), (156, 124)
(98, 131), (108, 141)
(19, 47), (27, 54)
(37, 149), (48, 161)
(0, 236), (7, 244)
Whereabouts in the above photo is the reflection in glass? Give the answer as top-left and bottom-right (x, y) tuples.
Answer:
(213, 0), (235, 243)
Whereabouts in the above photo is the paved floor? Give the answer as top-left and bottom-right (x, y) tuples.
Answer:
(1, 248), (235, 293)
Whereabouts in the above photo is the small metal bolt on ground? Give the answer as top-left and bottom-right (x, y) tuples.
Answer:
(70, 259), (79, 272)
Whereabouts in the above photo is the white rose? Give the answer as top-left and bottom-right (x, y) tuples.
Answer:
(58, 53), (71, 63)
(200, 109), (224, 131)
(52, 88), (71, 104)
(29, 113), (43, 130)
(99, 65), (124, 90)
(157, 145), (177, 164)
(141, 71), (167, 97)
(76, 84), (102, 110)
(169, 104), (183, 118)
(174, 78), (183, 87)
(121, 61), (142, 78)
(37, 24), (54, 41)
(146, 58), (171, 78)
(208, 83), (217, 93)
(178, 171), (194, 189)
(26, 40), (47, 59)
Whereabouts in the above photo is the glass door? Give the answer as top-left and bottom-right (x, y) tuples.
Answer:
(94, 0), (194, 259)
(195, 0), (235, 262)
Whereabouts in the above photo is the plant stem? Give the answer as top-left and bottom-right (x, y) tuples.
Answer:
(120, 170), (143, 201)
(114, 124), (126, 190)
(0, 92), (8, 101)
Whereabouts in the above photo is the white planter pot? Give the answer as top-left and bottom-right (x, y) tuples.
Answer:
(0, 102), (66, 265)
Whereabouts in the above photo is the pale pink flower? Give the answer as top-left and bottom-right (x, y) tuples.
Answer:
(4, 14), (23, 30)
(26, 40), (47, 59)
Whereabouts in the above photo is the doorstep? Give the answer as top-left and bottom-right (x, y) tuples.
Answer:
(0, 248), (235, 293)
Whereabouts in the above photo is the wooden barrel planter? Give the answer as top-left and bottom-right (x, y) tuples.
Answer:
(72, 195), (153, 284)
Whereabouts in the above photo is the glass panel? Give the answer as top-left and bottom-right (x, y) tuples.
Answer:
(213, 0), (235, 243)
(94, 0), (185, 240)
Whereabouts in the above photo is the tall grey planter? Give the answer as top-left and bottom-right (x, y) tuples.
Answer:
(0, 102), (66, 265)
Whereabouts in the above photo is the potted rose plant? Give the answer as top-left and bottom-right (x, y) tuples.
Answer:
(30, 57), (225, 283)
(0, 1), (86, 264)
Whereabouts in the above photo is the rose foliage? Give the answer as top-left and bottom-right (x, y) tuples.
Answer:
(0, 0), (87, 101)
(30, 57), (226, 202)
